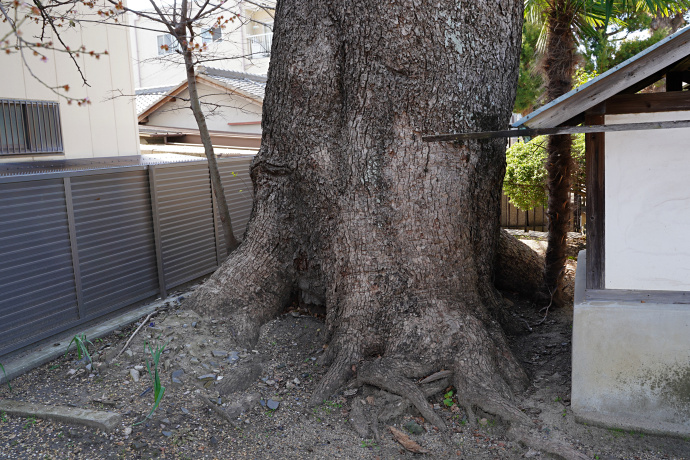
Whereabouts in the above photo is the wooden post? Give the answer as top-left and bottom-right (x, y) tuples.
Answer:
(666, 72), (683, 92)
(585, 109), (606, 290)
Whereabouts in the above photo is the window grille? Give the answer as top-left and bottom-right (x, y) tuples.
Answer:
(0, 99), (63, 155)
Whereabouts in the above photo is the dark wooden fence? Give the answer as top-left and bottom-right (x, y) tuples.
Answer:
(0, 157), (253, 357)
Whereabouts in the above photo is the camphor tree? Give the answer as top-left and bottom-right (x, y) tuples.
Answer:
(185, 0), (573, 448)
(524, 0), (690, 306)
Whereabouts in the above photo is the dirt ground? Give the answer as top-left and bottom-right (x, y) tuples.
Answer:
(1, 237), (689, 460)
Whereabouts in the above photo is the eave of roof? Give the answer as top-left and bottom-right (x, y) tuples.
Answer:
(136, 68), (266, 122)
(513, 25), (690, 130)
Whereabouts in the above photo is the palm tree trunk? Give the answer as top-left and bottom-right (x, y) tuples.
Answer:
(542, 2), (576, 306)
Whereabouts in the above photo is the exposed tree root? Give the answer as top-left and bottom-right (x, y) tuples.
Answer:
(357, 359), (446, 430)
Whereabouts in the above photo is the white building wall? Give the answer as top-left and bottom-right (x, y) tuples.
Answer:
(129, 1), (272, 88)
(145, 83), (262, 134)
(0, 4), (140, 161)
(605, 111), (690, 291)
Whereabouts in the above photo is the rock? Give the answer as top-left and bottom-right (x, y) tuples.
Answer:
(134, 365), (144, 371)
(267, 399), (280, 410)
(225, 393), (262, 419)
(285, 382), (295, 390)
(67, 369), (76, 376)
(293, 378), (301, 385)
(131, 441), (148, 450)
(162, 431), (173, 437)
(171, 369), (184, 385)
(479, 418), (488, 426)
(190, 358), (200, 364)
(124, 349), (133, 358)
(192, 322), (198, 328)
(524, 448), (540, 458)
(404, 420), (425, 435)
(198, 374), (216, 381)
(85, 363), (92, 372)
(212, 350), (228, 358)
(129, 369), (140, 383)
(180, 407), (189, 415)
(183, 324), (188, 328)
(227, 352), (240, 364)
(343, 388), (358, 397)
(123, 427), (132, 436)
(265, 379), (276, 385)
(210, 435), (218, 446)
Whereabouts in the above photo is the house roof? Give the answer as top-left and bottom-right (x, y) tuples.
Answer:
(513, 25), (690, 129)
(200, 67), (267, 101)
(135, 85), (177, 116)
(136, 68), (267, 122)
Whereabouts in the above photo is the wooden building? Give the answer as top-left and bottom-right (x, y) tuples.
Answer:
(513, 25), (690, 436)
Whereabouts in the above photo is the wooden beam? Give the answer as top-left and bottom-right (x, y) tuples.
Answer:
(607, 91), (690, 114)
(585, 112), (605, 290)
(170, 133), (261, 149)
(422, 119), (690, 142)
(585, 289), (690, 304)
(524, 30), (690, 128)
(667, 72), (684, 91)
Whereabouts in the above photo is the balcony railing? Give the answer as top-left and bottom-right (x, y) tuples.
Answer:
(247, 32), (272, 57)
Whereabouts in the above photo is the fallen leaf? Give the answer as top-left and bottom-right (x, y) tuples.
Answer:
(388, 426), (429, 454)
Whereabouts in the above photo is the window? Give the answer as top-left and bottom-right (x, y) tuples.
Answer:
(0, 100), (63, 155)
(201, 27), (222, 44)
(157, 34), (179, 55)
(246, 9), (273, 57)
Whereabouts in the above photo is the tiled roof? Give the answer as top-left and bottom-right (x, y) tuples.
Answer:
(135, 85), (176, 116)
(200, 67), (266, 101)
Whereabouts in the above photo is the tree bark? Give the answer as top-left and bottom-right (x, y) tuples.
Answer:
(188, 0), (528, 425)
(183, 46), (239, 253)
(542, 2), (576, 307)
(495, 230), (545, 298)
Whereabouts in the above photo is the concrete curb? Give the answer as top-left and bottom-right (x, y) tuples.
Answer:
(0, 400), (122, 432)
(0, 295), (182, 385)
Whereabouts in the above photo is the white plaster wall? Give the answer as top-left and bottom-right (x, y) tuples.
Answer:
(0, 3), (140, 161)
(572, 251), (690, 436)
(605, 111), (690, 291)
(145, 83), (262, 134)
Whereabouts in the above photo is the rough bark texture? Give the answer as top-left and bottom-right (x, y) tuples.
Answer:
(542, 2), (576, 307)
(188, 0), (528, 425)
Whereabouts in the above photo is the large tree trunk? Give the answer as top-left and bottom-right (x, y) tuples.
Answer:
(542, 2), (576, 307)
(188, 0), (529, 426)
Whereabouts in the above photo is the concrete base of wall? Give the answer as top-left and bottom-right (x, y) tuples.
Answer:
(573, 250), (690, 437)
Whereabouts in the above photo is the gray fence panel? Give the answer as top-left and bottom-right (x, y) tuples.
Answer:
(154, 162), (218, 289)
(0, 179), (79, 355)
(215, 156), (254, 256)
(70, 170), (159, 317)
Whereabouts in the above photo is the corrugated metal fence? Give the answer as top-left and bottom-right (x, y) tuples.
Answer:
(0, 157), (253, 357)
